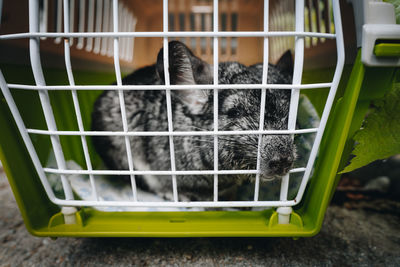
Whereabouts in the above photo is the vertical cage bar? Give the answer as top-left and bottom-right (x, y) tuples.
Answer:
(169, 0), (175, 33)
(93, 0), (103, 54)
(113, 0), (138, 201)
(231, 0), (239, 58)
(124, 11), (134, 61)
(118, 2), (123, 58)
(226, 1), (232, 58)
(63, 0), (98, 201)
(176, 0), (184, 43)
(100, 0), (110, 55)
(76, 0), (86, 49)
(285, 0), (294, 51)
(123, 11), (131, 61)
(29, 0), (74, 200)
(194, 5), (201, 56)
(310, 0), (317, 45)
(189, 3), (196, 49)
(69, 0), (75, 45)
(277, 0), (305, 223)
(107, 0), (114, 57)
(39, 0), (48, 40)
(279, 177), (290, 201)
(127, 15), (137, 62)
(120, 9), (129, 60)
(86, 0), (95, 52)
(270, 12), (276, 61)
(254, 0), (269, 201)
(314, 0), (321, 34)
(220, 1), (227, 58)
(212, 0), (219, 202)
(307, 0), (314, 47)
(183, 0), (191, 47)
(200, 13), (206, 56)
(163, 0), (179, 202)
(295, 0), (344, 202)
(278, 3), (284, 53)
(280, 0), (305, 203)
(54, 0), (62, 44)
(323, 0), (331, 33)
(119, 8), (125, 59)
(205, 8), (212, 60)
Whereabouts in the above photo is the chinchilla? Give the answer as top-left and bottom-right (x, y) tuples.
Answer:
(91, 41), (296, 201)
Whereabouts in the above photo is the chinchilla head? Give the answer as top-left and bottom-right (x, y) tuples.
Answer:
(156, 41), (296, 182)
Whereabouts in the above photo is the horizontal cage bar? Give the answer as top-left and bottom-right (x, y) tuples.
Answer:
(27, 128), (318, 136)
(8, 83), (332, 91)
(51, 198), (297, 208)
(0, 31), (336, 40)
(43, 167), (306, 176)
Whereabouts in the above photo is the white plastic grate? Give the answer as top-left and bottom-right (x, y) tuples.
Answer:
(0, 0), (345, 212)
(38, 0), (136, 60)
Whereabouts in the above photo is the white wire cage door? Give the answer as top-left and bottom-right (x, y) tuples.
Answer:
(0, 0), (345, 212)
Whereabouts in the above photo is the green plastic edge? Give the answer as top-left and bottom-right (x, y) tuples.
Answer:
(0, 96), (60, 234)
(1, 50), (397, 237)
(299, 50), (398, 233)
(374, 43), (400, 57)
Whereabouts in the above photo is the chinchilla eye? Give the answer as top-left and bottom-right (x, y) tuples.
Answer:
(226, 108), (241, 118)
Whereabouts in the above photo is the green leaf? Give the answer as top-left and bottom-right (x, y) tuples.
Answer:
(341, 83), (400, 173)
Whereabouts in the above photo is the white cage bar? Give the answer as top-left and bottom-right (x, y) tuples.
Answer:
(106, 0), (114, 57)
(163, 0), (179, 202)
(0, 0), (345, 214)
(212, 0), (219, 202)
(76, 0), (86, 49)
(54, 0), (62, 44)
(85, 0), (95, 51)
(2, 31), (336, 39)
(112, 0), (138, 202)
(278, 0), (305, 219)
(93, 0), (103, 54)
(100, 0), (110, 56)
(254, 0), (270, 202)
(63, 0), (98, 201)
(29, 0), (74, 201)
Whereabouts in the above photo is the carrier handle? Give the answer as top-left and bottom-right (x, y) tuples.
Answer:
(348, 0), (400, 66)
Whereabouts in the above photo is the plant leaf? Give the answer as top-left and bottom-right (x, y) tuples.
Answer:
(384, 0), (400, 24)
(341, 83), (400, 173)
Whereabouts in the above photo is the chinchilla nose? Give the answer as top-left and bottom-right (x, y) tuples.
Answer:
(260, 135), (295, 179)
(267, 156), (293, 176)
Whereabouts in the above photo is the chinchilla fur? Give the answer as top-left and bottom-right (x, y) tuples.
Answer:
(91, 41), (296, 201)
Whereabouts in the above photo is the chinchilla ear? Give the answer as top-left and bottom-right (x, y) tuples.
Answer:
(275, 50), (293, 74)
(156, 40), (213, 85)
(156, 41), (212, 114)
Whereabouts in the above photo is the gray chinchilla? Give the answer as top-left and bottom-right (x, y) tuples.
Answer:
(91, 41), (296, 201)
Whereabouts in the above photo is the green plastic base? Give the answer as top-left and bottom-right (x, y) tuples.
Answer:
(40, 209), (308, 238)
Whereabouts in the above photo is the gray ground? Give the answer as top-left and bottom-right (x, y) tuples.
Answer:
(1, 166), (400, 267)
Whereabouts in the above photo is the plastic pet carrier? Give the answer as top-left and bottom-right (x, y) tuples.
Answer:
(0, 0), (399, 237)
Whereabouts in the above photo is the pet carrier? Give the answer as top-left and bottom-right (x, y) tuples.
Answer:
(0, 0), (398, 237)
